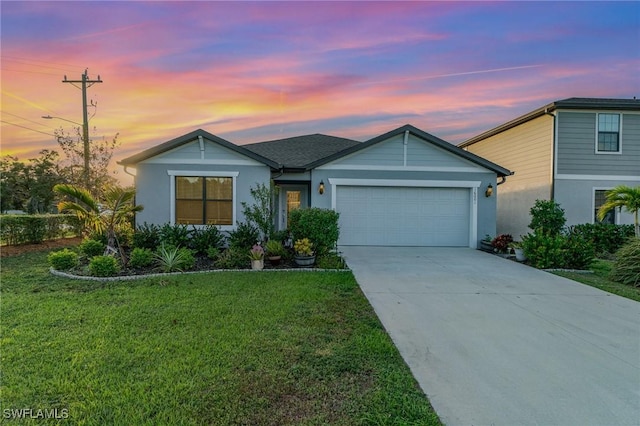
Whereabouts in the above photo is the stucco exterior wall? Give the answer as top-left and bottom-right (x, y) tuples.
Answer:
(464, 115), (554, 238)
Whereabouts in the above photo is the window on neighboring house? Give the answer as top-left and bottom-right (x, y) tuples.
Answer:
(175, 176), (233, 225)
(594, 189), (615, 224)
(596, 113), (621, 153)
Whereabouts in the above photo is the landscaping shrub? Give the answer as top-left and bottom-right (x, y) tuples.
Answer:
(189, 225), (225, 255)
(159, 224), (190, 248)
(567, 223), (635, 255)
(79, 238), (105, 258)
(155, 245), (195, 272)
(316, 253), (346, 269)
(0, 214), (79, 245)
(562, 232), (595, 269)
(89, 255), (120, 277)
(228, 222), (260, 250)
(133, 222), (161, 250)
(89, 224), (134, 250)
(216, 247), (248, 269)
(241, 183), (277, 240)
(521, 233), (566, 269)
(288, 208), (340, 256)
(529, 200), (566, 235)
(128, 247), (154, 269)
(610, 238), (640, 286)
(47, 249), (79, 271)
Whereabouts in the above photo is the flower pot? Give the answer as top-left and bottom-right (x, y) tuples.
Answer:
(513, 248), (527, 262)
(268, 255), (281, 266)
(294, 255), (315, 267)
(480, 241), (494, 253)
(251, 259), (264, 270)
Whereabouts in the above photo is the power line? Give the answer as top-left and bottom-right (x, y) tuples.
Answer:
(1, 111), (53, 128)
(0, 120), (56, 137)
(1, 67), (62, 76)
(1, 55), (84, 70)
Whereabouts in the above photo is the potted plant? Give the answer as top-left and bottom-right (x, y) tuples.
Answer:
(509, 241), (527, 262)
(293, 238), (315, 266)
(265, 239), (285, 266)
(491, 234), (513, 257)
(249, 244), (264, 270)
(480, 234), (494, 252)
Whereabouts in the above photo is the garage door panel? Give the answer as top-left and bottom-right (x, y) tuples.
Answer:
(337, 186), (470, 246)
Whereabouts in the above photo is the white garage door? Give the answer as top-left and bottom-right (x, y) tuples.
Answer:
(336, 186), (470, 246)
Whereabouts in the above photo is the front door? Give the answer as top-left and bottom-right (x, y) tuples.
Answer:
(278, 184), (309, 230)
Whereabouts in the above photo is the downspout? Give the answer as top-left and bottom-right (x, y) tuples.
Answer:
(545, 109), (557, 200)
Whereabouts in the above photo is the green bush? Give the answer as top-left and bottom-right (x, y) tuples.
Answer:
(133, 222), (161, 250)
(79, 238), (105, 258)
(190, 225), (225, 255)
(47, 249), (79, 271)
(0, 214), (80, 245)
(529, 200), (566, 235)
(610, 238), (640, 286)
(89, 255), (120, 277)
(522, 233), (566, 269)
(159, 224), (190, 248)
(288, 208), (340, 256)
(567, 223), (635, 255)
(563, 232), (595, 269)
(128, 247), (154, 269)
(316, 253), (346, 269)
(216, 247), (248, 269)
(228, 222), (260, 250)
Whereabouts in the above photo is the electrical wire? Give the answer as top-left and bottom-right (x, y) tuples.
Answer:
(0, 120), (56, 137)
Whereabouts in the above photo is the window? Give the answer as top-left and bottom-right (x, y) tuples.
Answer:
(175, 176), (233, 225)
(596, 113), (621, 153)
(594, 189), (615, 224)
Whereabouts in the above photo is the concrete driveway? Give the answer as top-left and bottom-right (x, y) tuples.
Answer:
(341, 246), (640, 426)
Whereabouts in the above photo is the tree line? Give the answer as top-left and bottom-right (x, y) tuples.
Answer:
(1, 126), (121, 213)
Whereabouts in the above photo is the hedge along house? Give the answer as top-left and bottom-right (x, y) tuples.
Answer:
(119, 124), (512, 248)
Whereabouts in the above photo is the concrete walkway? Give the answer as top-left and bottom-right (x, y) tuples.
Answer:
(341, 246), (640, 426)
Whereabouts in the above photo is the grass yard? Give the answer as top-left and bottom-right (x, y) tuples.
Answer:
(1, 251), (441, 425)
(552, 259), (640, 302)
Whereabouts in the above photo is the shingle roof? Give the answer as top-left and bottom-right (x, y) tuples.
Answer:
(460, 97), (640, 148)
(243, 134), (361, 170)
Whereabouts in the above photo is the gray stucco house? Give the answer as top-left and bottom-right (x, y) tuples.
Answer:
(119, 124), (511, 247)
(460, 98), (640, 239)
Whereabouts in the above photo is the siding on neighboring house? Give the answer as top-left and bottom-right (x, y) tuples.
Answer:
(464, 114), (554, 238)
(556, 112), (640, 176)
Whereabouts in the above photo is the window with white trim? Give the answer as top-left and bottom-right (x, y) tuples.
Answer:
(594, 189), (615, 224)
(175, 176), (233, 225)
(596, 113), (621, 153)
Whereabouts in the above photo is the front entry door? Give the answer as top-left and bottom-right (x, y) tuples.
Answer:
(278, 185), (309, 230)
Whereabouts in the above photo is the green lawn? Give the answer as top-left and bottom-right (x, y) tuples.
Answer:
(1, 251), (441, 425)
(552, 259), (640, 302)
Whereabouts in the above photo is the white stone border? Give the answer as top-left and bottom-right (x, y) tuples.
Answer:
(50, 267), (351, 282)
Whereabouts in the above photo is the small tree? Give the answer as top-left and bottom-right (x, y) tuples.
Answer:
(54, 184), (143, 259)
(598, 185), (640, 238)
(241, 182), (278, 242)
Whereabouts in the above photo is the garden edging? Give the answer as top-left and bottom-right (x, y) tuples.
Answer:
(50, 266), (351, 282)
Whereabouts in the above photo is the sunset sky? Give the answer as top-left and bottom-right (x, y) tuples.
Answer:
(1, 1), (638, 184)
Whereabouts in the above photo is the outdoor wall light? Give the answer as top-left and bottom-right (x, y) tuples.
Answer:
(485, 184), (493, 197)
(318, 180), (325, 195)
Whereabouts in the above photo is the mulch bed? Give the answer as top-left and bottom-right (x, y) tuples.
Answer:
(1, 237), (83, 258)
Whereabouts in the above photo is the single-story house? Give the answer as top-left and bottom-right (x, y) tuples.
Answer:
(119, 124), (512, 248)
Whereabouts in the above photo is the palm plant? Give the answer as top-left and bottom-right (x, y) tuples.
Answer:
(597, 185), (640, 238)
(54, 184), (143, 258)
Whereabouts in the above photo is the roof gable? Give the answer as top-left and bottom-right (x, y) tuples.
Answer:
(118, 129), (279, 168)
(314, 124), (512, 176)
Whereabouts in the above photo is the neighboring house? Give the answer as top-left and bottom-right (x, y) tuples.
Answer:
(119, 124), (511, 248)
(460, 98), (640, 239)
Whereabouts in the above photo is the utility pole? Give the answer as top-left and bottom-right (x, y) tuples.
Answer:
(62, 69), (102, 182)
